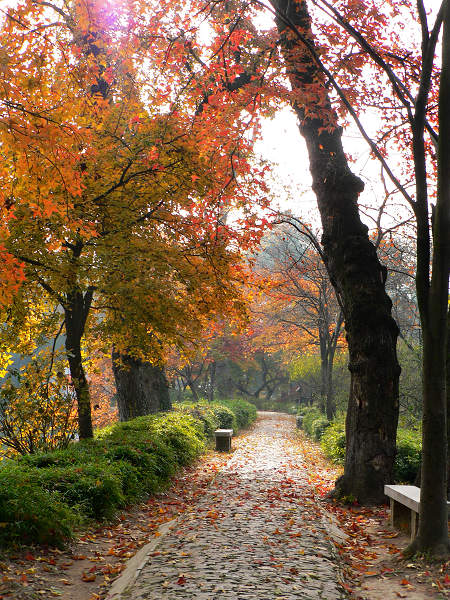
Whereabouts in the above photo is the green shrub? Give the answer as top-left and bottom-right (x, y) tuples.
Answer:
(311, 416), (330, 441)
(0, 465), (79, 547)
(217, 399), (257, 430)
(30, 463), (125, 520)
(302, 407), (323, 437)
(0, 400), (257, 548)
(321, 420), (346, 464)
(145, 412), (206, 465)
(100, 412), (206, 466)
(104, 445), (159, 492)
(210, 404), (237, 430)
(394, 428), (421, 483)
(174, 403), (219, 439)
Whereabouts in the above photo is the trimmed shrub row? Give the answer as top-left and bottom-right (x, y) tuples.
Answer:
(0, 400), (257, 548)
(300, 407), (330, 442)
(174, 398), (257, 434)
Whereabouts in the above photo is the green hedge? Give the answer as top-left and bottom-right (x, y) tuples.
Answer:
(0, 465), (79, 547)
(320, 419), (422, 484)
(300, 407), (330, 441)
(213, 399), (257, 430)
(0, 400), (256, 548)
(320, 419), (346, 464)
(174, 403), (219, 439)
(394, 428), (421, 483)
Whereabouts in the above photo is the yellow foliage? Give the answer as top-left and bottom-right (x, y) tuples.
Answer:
(0, 350), (77, 457)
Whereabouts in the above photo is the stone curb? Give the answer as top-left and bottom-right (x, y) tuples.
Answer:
(105, 518), (178, 600)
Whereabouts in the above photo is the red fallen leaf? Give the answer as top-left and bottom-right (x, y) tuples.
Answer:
(102, 564), (122, 575)
(24, 553), (35, 561)
(82, 572), (96, 582)
(400, 578), (410, 585)
(72, 554), (88, 560)
(176, 575), (187, 585)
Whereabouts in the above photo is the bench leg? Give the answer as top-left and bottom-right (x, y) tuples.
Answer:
(390, 498), (415, 536)
(390, 498), (395, 527)
(410, 510), (418, 541)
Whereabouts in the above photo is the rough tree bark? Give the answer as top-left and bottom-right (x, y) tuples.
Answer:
(271, 0), (401, 503)
(447, 308), (450, 501)
(112, 350), (171, 421)
(406, 1), (450, 555)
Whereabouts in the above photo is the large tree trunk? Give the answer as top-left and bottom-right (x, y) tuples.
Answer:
(271, 0), (400, 503)
(447, 308), (450, 501)
(406, 4), (450, 555)
(64, 288), (94, 439)
(112, 350), (171, 421)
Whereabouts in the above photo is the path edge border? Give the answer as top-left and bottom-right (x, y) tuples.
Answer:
(105, 517), (178, 600)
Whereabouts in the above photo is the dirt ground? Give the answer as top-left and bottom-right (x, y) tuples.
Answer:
(0, 417), (449, 600)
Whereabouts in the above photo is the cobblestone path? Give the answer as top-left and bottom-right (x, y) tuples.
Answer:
(108, 412), (346, 600)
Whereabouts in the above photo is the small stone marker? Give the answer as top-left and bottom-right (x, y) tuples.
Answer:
(214, 429), (233, 452)
(296, 415), (303, 429)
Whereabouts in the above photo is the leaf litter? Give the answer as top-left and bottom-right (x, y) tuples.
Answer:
(1, 415), (449, 600)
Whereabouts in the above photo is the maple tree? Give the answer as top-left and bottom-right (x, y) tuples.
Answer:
(112, 349), (172, 420)
(0, 0), (270, 437)
(166, 313), (293, 407)
(189, 0), (446, 526)
(256, 0), (448, 553)
(87, 354), (118, 428)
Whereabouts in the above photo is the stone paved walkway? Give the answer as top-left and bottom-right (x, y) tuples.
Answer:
(107, 412), (347, 600)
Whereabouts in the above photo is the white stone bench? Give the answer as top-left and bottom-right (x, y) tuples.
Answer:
(384, 484), (450, 541)
(214, 429), (233, 452)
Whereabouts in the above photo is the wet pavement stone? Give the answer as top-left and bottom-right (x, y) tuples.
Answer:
(110, 412), (347, 600)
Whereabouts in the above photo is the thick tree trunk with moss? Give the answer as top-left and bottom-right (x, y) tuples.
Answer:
(112, 350), (171, 421)
(272, 0), (400, 503)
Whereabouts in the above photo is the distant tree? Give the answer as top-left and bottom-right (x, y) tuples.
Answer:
(254, 221), (344, 418)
